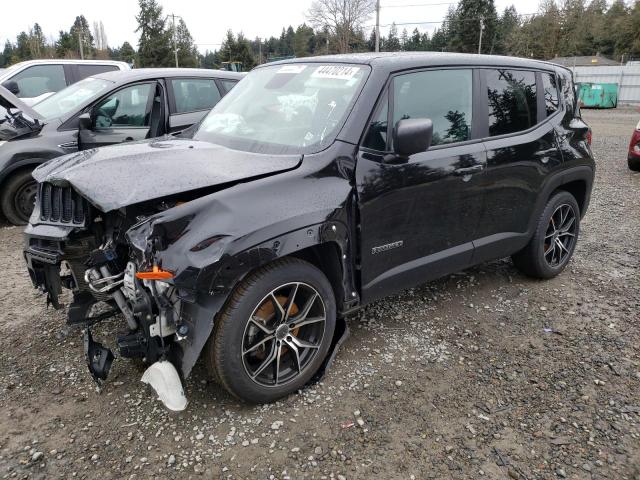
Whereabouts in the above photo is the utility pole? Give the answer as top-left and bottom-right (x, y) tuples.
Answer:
(375, 0), (380, 53)
(326, 25), (329, 55)
(78, 30), (84, 59)
(478, 17), (484, 55)
(171, 14), (179, 67)
(258, 38), (262, 65)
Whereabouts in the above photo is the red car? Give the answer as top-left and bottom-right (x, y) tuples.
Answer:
(629, 119), (640, 171)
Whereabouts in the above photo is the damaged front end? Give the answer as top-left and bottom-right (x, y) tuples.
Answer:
(23, 183), (208, 411)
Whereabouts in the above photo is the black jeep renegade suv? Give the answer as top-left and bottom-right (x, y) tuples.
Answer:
(24, 53), (594, 406)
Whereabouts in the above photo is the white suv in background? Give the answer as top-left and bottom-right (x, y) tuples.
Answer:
(0, 59), (130, 105)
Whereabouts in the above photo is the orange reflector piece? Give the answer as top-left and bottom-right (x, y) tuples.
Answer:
(135, 265), (174, 280)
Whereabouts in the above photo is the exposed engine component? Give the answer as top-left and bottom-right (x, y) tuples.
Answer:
(85, 266), (137, 331)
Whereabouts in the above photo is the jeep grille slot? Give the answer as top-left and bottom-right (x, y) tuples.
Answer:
(39, 183), (88, 225)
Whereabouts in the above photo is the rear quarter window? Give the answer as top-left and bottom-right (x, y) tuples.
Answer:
(76, 64), (119, 81)
(542, 73), (560, 116)
(486, 69), (537, 136)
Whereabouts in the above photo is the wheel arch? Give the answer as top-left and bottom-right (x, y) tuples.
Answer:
(0, 158), (44, 188)
(533, 166), (594, 229)
(553, 179), (588, 217)
(208, 222), (358, 315)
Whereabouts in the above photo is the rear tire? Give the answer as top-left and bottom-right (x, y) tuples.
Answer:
(629, 157), (640, 172)
(512, 191), (580, 279)
(0, 169), (37, 225)
(204, 258), (336, 403)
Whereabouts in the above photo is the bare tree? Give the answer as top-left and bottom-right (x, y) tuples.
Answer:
(93, 21), (109, 51)
(307, 0), (375, 53)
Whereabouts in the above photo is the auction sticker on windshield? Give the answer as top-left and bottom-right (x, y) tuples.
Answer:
(277, 65), (307, 74)
(311, 65), (360, 79)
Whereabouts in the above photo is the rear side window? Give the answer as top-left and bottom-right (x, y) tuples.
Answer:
(76, 64), (119, 80)
(171, 78), (221, 113)
(10, 64), (67, 98)
(392, 69), (473, 146)
(219, 79), (238, 93)
(486, 69), (537, 136)
(542, 73), (559, 116)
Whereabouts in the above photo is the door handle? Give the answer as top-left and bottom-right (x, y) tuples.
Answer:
(454, 164), (484, 176)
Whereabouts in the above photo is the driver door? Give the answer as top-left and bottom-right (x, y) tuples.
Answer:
(79, 82), (160, 150)
(356, 68), (487, 303)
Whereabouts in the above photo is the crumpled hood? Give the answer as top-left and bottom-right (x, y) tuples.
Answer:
(32, 138), (302, 212)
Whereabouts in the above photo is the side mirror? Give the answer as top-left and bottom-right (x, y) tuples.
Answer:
(393, 118), (433, 157)
(78, 112), (92, 130)
(2, 80), (19, 96)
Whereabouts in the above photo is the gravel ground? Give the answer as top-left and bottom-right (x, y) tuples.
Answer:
(0, 107), (639, 480)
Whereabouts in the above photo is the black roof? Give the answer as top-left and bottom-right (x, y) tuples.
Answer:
(94, 68), (245, 84)
(259, 52), (568, 74)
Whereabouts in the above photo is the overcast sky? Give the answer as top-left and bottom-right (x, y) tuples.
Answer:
(1, 0), (543, 54)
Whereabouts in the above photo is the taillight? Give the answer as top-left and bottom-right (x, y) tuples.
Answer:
(586, 129), (592, 146)
(629, 129), (640, 157)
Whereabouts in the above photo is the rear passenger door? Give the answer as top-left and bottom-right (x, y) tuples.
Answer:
(167, 77), (223, 133)
(473, 68), (564, 262)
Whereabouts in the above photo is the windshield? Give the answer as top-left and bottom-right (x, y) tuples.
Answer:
(194, 63), (370, 154)
(33, 77), (113, 120)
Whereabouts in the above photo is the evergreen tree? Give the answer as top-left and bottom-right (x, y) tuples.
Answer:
(136, 0), (172, 67)
(293, 24), (315, 57)
(15, 32), (31, 60)
(384, 23), (401, 51)
(400, 28), (409, 51)
(56, 30), (75, 58)
(200, 50), (218, 69)
(449, 0), (498, 54)
(171, 18), (198, 67)
(493, 6), (520, 55)
(219, 30), (255, 71)
(70, 15), (95, 58)
(119, 41), (137, 65)
(1, 41), (15, 66)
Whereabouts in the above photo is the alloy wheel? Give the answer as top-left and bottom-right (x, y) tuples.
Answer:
(543, 203), (577, 268)
(242, 282), (326, 387)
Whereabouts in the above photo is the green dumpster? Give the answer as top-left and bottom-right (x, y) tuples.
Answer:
(576, 82), (618, 109)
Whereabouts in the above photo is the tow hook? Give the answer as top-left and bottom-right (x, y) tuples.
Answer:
(84, 329), (114, 386)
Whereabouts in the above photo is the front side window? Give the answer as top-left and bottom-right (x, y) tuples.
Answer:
(487, 69), (537, 136)
(392, 69), (473, 147)
(93, 83), (153, 128)
(194, 63), (370, 154)
(10, 64), (67, 98)
(543, 73), (559, 116)
(34, 77), (113, 120)
(171, 78), (221, 113)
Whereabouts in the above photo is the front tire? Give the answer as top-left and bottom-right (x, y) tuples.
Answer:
(205, 258), (336, 403)
(0, 169), (38, 225)
(629, 157), (640, 172)
(512, 191), (580, 279)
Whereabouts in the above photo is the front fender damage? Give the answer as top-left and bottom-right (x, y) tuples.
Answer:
(124, 214), (353, 410)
